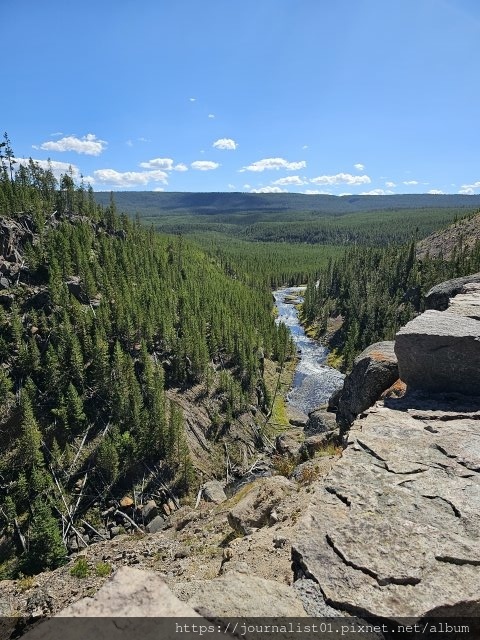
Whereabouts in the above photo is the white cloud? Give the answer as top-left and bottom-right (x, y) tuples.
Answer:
(137, 137), (149, 142)
(50, 131), (63, 137)
(208, 114), (215, 119)
(403, 180), (419, 185)
(459, 180), (480, 194)
(174, 163), (188, 172)
(39, 133), (107, 156)
(360, 189), (394, 195)
(14, 157), (82, 181)
(427, 189), (445, 195)
(250, 186), (287, 193)
(272, 175), (306, 186)
(385, 181), (396, 188)
(302, 145), (309, 150)
(354, 163), (365, 171)
(228, 183), (236, 189)
(303, 189), (333, 195)
(126, 140), (133, 147)
(189, 97), (196, 102)
(140, 158), (175, 170)
(93, 168), (168, 187)
(241, 157), (306, 172)
(213, 138), (238, 150)
(191, 160), (220, 171)
(153, 187), (165, 192)
(243, 184), (251, 189)
(310, 173), (371, 186)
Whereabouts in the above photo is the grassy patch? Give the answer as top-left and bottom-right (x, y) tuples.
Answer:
(70, 557), (89, 578)
(263, 358), (297, 433)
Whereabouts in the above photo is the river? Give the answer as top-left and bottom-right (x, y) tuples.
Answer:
(273, 287), (345, 415)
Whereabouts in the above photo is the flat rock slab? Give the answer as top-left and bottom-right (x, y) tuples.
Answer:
(293, 404), (480, 620)
(395, 310), (480, 395)
(424, 273), (480, 310)
(177, 571), (307, 617)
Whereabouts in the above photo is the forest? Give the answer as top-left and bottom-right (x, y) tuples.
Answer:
(0, 137), (293, 576)
(2, 132), (480, 578)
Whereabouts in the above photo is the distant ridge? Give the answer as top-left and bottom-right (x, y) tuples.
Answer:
(94, 191), (480, 217)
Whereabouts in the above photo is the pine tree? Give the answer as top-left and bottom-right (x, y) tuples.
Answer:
(23, 497), (66, 573)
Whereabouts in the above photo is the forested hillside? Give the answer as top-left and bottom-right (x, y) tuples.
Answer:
(302, 212), (480, 370)
(0, 147), (292, 576)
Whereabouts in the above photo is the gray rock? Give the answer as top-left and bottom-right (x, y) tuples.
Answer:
(292, 402), (480, 620)
(306, 408), (337, 435)
(141, 500), (158, 523)
(0, 276), (10, 289)
(395, 310), (480, 395)
(228, 476), (295, 535)
(109, 526), (122, 538)
(299, 433), (333, 459)
(447, 282), (480, 319)
(336, 341), (398, 434)
(424, 272), (480, 310)
(146, 515), (167, 533)
(202, 479), (227, 504)
(275, 433), (302, 457)
(184, 572), (307, 617)
(327, 386), (343, 412)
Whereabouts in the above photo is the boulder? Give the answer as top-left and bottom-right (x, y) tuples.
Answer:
(228, 476), (295, 535)
(182, 572), (307, 617)
(202, 479), (227, 504)
(23, 568), (207, 640)
(424, 272), (480, 310)
(336, 341), (398, 434)
(141, 500), (158, 523)
(327, 387), (343, 412)
(305, 408), (337, 435)
(146, 515), (167, 533)
(299, 433), (334, 459)
(275, 433), (302, 457)
(395, 310), (480, 395)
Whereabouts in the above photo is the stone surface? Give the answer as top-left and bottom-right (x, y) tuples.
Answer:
(228, 476), (295, 535)
(447, 282), (480, 319)
(145, 515), (167, 533)
(292, 397), (480, 620)
(336, 341), (399, 433)
(141, 500), (158, 522)
(181, 571), (307, 617)
(305, 408), (337, 435)
(23, 567), (205, 640)
(275, 432), (302, 457)
(395, 310), (480, 395)
(202, 479), (227, 504)
(424, 272), (480, 310)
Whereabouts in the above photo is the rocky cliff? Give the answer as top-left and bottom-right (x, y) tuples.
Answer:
(293, 276), (480, 620)
(3, 276), (480, 637)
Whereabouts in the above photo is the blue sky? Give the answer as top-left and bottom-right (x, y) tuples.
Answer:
(3, 0), (480, 194)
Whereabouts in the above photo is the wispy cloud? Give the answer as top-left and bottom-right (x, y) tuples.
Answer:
(310, 173), (371, 186)
(208, 114), (215, 119)
(360, 188), (394, 195)
(140, 158), (175, 170)
(427, 189), (445, 194)
(189, 97), (196, 102)
(174, 163), (188, 172)
(213, 138), (238, 150)
(403, 180), (419, 185)
(354, 163), (365, 171)
(303, 189), (333, 195)
(459, 180), (480, 194)
(39, 133), (107, 156)
(250, 186), (287, 193)
(15, 157), (83, 181)
(272, 175), (306, 186)
(93, 168), (168, 187)
(241, 157), (306, 172)
(191, 160), (220, 171)
(385, 181), (396, 188)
